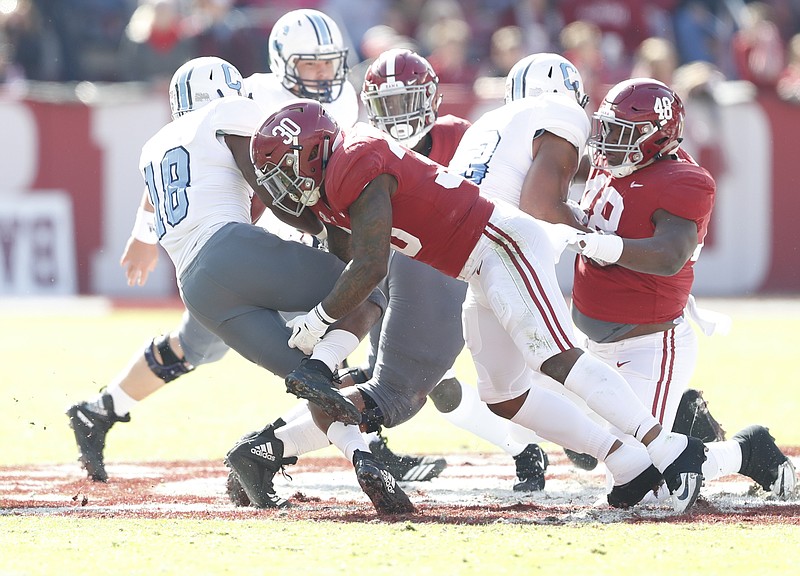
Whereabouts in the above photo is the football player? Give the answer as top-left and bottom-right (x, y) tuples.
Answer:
(570, 78), (796, 501)
(65, 56), (419, 516)
(232, 96), (709, 515)
(66, 9), (363, 482)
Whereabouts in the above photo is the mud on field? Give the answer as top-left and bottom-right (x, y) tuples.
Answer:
(2, 450), (799, 525)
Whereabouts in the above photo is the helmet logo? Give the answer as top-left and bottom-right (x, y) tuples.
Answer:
(272, 117), (302, 144)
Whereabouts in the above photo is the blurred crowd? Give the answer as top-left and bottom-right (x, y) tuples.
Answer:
(4, 0), (800, 105)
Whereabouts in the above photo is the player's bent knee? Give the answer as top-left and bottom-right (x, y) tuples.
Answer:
(144, 334), (195, 383)
(429, 377), (462, 413)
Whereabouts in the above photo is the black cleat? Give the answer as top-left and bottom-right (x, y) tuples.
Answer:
(224, 419), (297, 508)
(353, 450), (415, 515)
(662, 436), (706, 513)
(563, 448), (598, 471)
(66, 392), (130, 482)
(607, 464), (664, 508)
(513, 444), (548, 492)
(285, 358), (361, 425)
(368, 432), (447, 482)
(672, 389), (726, 442)
(733, 425), (797, 499)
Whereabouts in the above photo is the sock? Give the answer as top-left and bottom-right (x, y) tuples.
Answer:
(510, 385), (616, 459)
(279, 401), (312, 425)
(327, 422), (369, 462)
(645, 431), (688, 473)
(563, 353), (659, 438)
(274, 410), (330, 458)
(702, 440), (744, 481)
(438, 380), (528, 456)
(105, 383), (137, 417)
(311, 329), (360, 372)
(362, 430), (381, 445)
(604, 443), (652, 485)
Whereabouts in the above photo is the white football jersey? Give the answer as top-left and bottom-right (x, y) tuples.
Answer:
(448, 93), (589, 207)
(243, 72), (359, 128)
(139, 95), (264, 278)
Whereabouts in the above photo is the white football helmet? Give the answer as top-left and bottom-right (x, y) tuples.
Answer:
(268, 9), (349, 103)
(505, 53), (588, 108)
(169, 56), (244, 120)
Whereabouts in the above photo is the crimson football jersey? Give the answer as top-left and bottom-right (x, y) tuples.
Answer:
(314, 123), (494, 278)
(573, 149), (716, 324)
(427, 114), (471, 166)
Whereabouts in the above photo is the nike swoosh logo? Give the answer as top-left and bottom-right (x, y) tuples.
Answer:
(630, 182), (644, 188)
(616, 360), (631, 367)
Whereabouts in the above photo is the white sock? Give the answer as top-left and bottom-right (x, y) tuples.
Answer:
(327, 422), (369, 462)
(510, 385), (616, 459)
(604, 443), (652, 485)
(279, 401), (312, 424)
(702, 440), (744, 481)
(563, 353), (658, 437)
(274, 410), (330, 458)
(311, 329), (360, 372)
(439, 380), (528, 456)
(645, 431), (688, 473)
(362, 430), (381, 445)
(105, 383), (137, 417)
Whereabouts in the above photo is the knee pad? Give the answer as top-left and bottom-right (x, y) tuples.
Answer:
(144, 334), (195, 383)
(429, 377), (463, 413)
(358, 389), (385, 433)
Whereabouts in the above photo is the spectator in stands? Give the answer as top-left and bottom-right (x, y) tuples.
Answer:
(119, 0), (195, 84)
(732, 1), (784, 91)
(559, 20), (609, 113)
(422, 17), (477, 86)
(631, 36), (679, 86)
(777, 33), (800, 104)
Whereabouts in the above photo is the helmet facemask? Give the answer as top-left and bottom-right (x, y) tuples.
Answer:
(282, 50), (349, 103)
(363, 81), (438, 148)
(254, 138), (331, 216)
(588, 113), (676, 178)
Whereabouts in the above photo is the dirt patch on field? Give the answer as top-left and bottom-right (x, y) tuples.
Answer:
(2, 450), (798, 524)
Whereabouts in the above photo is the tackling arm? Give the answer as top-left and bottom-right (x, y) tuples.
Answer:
(614, 209), (698, 275)
(319, 174), (394, 319)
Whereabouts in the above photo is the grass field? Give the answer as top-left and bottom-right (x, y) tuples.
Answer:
(2, 296), (800, 574)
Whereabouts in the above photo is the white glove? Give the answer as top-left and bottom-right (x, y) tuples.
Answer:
(286, 303), (336, 355)
(567, 231), (624, 264)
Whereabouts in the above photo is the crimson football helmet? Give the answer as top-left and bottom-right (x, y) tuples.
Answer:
(588, 78), (685, 177)
(268, 9), (349, 103)
(169, 56), (243, 120)
(361, 49), (441, 148)
(250, 99), (341, 216)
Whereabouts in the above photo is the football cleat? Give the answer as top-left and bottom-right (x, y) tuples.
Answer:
(607, 464), (664, 508)
(672, 389), (726, 442)
(368, 432), (447, 482)
(513, 444), (549, 492)
(563, 448), (598, 471)
(285, 358), (361, 425)
(224, 419), (297, 508)
(353, 450), (415, 515)
(661, 436), (706, 513)
(733, 425), (797, 499)
(66, 392), (130, 482)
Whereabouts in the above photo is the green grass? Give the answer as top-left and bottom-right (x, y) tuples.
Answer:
(2, 298), (799, 575)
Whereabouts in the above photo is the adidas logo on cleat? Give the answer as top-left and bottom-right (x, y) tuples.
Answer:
(76, 411), (95, 428)
(250, 442), (276, 461)
(380, 469), (396, 493)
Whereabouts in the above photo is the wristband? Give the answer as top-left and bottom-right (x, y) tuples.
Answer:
(314, 226), (328, 241)
(312, 303), (337, 325)
(131, 207), (158, 244)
